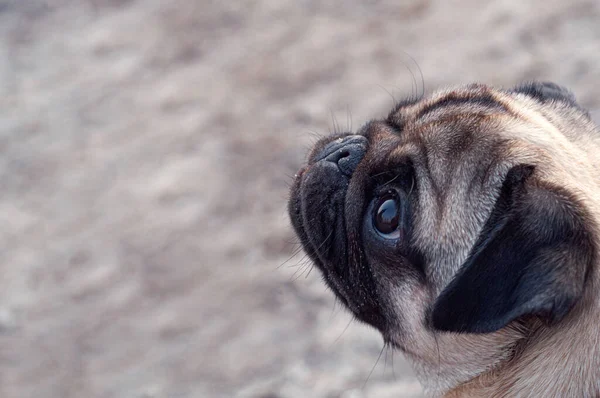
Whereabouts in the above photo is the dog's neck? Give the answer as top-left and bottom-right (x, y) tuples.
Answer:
(442, 275), (600, 397)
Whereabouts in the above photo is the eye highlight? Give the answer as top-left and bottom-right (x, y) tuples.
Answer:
(373, 191), (401, 238)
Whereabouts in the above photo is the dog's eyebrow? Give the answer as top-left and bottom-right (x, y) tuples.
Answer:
(386, 119), (404, 136)
(416, 92), (509, 120)
(387, 96), (422, 121)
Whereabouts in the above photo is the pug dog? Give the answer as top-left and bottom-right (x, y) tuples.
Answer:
(287, 82), (600, 397)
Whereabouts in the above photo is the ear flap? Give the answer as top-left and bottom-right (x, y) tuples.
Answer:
(431, 165), (596, 333)
(509, 81), (582, 110)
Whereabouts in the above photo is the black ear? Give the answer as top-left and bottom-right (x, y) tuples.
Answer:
(431, 165), (596, 333)
(509, 81), (581, 109)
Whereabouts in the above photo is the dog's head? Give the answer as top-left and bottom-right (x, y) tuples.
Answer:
(287, 82), (600, 393)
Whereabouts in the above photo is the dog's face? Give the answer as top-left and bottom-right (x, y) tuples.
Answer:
(288, 82), (599, 393)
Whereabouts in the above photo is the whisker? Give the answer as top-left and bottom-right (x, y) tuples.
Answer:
(329, 296), (338, 320)
(293, 267), (309, 281)
(363, 343), (386, 388)
(282, 237), (301, 245)
(290, 228), (334, 281)
(408, 174), (416, 196)
(277, 245), (307, 269)
(289, 255), (313, 269)
(291, 260), (313, 281)
(334, 317), (354, 343)
(381, 172), (402, 186)
(383, 342), (389, 376)
(330, 108), (340, 134)
(397, 56), (417, 99)
(280, 196), (334, 269)
(290, 250), (312, 268)
(304, 264), (315, 278)
(377, 84), (398, 110)
(400, 50), (426, 99)
(306, 130), (325, 141)
(391, 346), (397, 381)
(368, 170), (392, 180)
(346, 104), (353, 133)
(288, 253), (316, 279)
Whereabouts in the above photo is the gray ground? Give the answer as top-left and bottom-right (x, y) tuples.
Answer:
(1, 1), (600, 397)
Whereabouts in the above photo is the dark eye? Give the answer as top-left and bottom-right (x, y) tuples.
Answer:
(373, 192), (401, 237)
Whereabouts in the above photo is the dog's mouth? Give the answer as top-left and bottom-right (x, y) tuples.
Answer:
(287, 134), (388, 330)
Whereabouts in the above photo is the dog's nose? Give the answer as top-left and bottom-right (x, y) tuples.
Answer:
(316, 135), (368, 176)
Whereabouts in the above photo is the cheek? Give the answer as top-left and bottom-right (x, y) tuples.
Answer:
(382, 280), (434, 349)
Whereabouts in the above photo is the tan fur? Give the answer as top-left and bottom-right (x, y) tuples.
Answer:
(291, 83), (600, 397)
(435, 91), (600, 398)
(401, 87), (600, 397)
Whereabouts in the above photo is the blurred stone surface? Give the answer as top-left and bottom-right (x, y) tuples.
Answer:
(0, 0), (599, 397)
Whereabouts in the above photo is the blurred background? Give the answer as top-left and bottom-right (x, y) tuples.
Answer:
(1, 1), (599, 397)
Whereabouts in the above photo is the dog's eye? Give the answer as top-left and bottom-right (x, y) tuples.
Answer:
(373, 192), (401, 237)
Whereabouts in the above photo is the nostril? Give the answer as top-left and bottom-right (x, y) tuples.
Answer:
(313, 135), (368, 176)
(326, 148), (353, 165)
(325, 143), (367, 176)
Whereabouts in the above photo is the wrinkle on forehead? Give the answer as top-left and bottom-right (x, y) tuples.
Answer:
(366, 84), (600, 396)
(367, 84), (600, 291)
(385, 121), (504, 288)
(388, 84), (512, 125)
